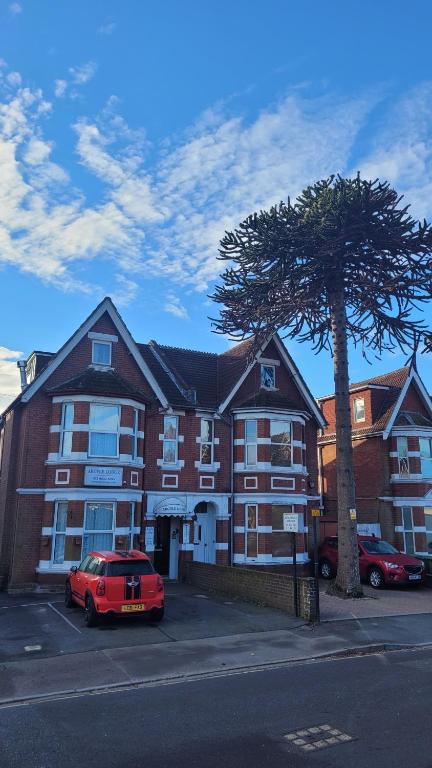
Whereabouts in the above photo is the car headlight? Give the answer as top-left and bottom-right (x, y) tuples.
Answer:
(383, 561), (400, 569)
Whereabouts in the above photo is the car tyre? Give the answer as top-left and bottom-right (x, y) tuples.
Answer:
(319, 559), (334, 580)
(85, 594), (99, 627)
(65, 581), (74, 608)
(369, 567), (385, 589)
(150, 607), (164, 622)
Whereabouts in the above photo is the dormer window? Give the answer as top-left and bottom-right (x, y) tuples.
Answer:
(261, 365), (275, 389)
(92, 341), (111, 366)
(353, 397), (365, 423)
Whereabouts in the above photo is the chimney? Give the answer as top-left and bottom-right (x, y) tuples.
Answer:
(17, 361), (27, 391)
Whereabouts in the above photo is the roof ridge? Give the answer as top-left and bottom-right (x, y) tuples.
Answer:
(139, 341), (218, 357)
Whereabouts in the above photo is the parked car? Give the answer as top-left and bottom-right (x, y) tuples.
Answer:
(318, 535), (425, 588)
(65, 549), (165, 626)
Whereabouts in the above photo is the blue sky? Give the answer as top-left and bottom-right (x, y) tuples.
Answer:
(1, 0), (432, 410)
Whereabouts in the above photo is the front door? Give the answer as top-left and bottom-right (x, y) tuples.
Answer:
(193, 513), (215, 563)
(154, 517), (170, 576)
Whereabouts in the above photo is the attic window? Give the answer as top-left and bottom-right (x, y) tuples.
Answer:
(261, 364), (275, 389)
(353, 397), (365, 423)
(92, 341), (111, 366)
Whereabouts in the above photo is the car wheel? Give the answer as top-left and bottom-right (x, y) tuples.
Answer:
(319, 559), (334, 580)
(369, 567), (385, 589)
(65, 581), (74, 608)
(84, 594), (99, 627)
(150, 607), (164, 622)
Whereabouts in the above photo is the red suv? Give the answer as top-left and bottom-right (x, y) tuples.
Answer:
(65, 550), (165, 626)
(318, 535), (425, 588)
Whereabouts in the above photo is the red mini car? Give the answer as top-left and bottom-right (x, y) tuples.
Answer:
(65, 550), (165, 626)
(318, 535), (425, 588)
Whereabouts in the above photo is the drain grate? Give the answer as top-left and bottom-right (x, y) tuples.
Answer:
(284, 724), (354, 752)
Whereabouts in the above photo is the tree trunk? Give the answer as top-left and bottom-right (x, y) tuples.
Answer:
(329, 290), (362, 597)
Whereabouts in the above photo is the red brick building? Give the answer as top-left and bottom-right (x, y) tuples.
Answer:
(318, 367), (432, 558)
(0, 298), (325, 590)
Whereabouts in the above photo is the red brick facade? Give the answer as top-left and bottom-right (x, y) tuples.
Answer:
(0, 298), (324, 590)
(318, 368), (432, 559)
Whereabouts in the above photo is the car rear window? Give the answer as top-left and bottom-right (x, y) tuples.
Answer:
(362, 540), (398, 555)
(106, 560), (155, 576)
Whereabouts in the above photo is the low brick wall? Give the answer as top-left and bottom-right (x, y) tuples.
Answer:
(184, 562), (317, 622)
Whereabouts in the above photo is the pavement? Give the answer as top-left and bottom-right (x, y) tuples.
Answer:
(0, 580), (432, 706)
(2, 647), (432, 767)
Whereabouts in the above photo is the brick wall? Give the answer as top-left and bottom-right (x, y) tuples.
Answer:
(184, 561), (317, 621)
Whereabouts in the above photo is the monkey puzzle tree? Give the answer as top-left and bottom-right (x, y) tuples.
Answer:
(212, 175), (432, 597)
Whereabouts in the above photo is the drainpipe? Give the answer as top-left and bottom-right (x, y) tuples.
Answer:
(17, 361), (27, 391)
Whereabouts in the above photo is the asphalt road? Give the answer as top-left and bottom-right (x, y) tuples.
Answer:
(1, 647), (430, 768)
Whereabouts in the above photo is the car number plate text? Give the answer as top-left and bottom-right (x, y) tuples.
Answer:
(121, 603), (146, 611)
(409, 574), (421, 581)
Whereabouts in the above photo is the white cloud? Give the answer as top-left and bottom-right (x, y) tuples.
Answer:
(6, 71), (21, 87)
(163, 293), (190, 320)
(0, 346), (22, 413)
(54, 79), (67, 98)
(69, 61), (97, 86)
(110, 274), (139, 307)
(97, 21), (116, 36)
(9, 3), (22, 14)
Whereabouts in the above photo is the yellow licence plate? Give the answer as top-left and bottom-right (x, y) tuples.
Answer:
(121, 603), (146, 612)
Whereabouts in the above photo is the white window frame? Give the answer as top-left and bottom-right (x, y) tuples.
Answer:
(261, 364), (275, 389)
(132, 408), (139, 460)
(200, 475), (215, 489)
(88, 403), (120, 459)
(60, 403), (74, 458)
(245, 503), (258, 559)
(82, 501), (115, 558)
(353, 397), (365, 423)
(397, 436), (410, 476)
(270, 419), (292, 468)
(200, 418), (214, 466)
(52, 501), (68, 565)
(425, 507), (432, 554)
(92, 340), (112, 366)
(244, 476), (258, 489)
(163, 415), (179, 464)
(55, 468), (70, 485)
(420, 437), (432, 477)
(130, 470), (139, 487)
(162, 474), (178, 488)
(245, 419), (257, 466)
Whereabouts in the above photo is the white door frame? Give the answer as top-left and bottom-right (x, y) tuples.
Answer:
(193, 511), (216, 564)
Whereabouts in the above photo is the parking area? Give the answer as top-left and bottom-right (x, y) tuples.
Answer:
(320, 579), (432, 621)
(0, 582), (302, 664)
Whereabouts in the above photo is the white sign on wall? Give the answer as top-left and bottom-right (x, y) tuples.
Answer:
(84, 466), (123, 486)
(145, 527), (154, 549)
(183, 523), (190, 545)
(154, 497), (187, 516)
(283, 512), (300, 533)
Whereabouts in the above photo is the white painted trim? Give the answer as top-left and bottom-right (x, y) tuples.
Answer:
(179, 543), (194, 551)
(200, 476), (215, 489)
(55, 468), (70, 485)
(391, 427), (432, 437)
(272, 335), (326, 427)
(22, 298), (169, 407)
(383, 369), (432, 440)
(215, 543), (229, 550)
(52, 394), (146, 410)
(234, 462), (305, 474)
(194, 461), (220, 472)
(130, 471), (139, 487)
(234, 493), (308, 504)
(88, 332), (118, 342)
(390, 475), (425, 482)
(46, 453), (144, 467)
(257, 357), (280, 366)
(234, 525), (272, 533)
(388, 497), (432, 506)
(244, 476), (258, 489)
(233, 552), (309, 564)
(271, 476), (295, 490)
(156, 459), (185, 469)
(390, 451), (421, 457)
(217, 337), (270, 413)
(162, 474), (179, 489)
(233, 410), (306, 423)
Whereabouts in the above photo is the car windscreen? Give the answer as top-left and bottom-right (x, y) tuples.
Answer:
(106, 560), (155, 576)
(361, 540), (398, 555)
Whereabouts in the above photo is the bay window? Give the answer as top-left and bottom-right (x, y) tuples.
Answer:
(163, 415), (178, 463)
(89, 404), (119, 458)
(245, 419), (257, 466)
(401, 506), (414, 554)
(397, 436), (410, 475)
(425, 508), (432, 553)
(132, 409), (139, 460)
(200, 418), (214, 465)
(60, 403), (74, 458)
(245, 504), (258, 558)
(420, 438), (432, 477)
(82, 502), (114, 557)
(52, 501), (68, 564)
(272, 504), (294, 556)
(270, 420), (292, 466)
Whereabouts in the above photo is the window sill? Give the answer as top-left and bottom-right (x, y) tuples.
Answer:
(194, 461), (220, 472)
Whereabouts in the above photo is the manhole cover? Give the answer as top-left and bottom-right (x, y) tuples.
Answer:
(284, 724), (354, 751)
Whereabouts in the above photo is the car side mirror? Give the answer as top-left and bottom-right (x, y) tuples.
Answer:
(70, 566), (78, 573)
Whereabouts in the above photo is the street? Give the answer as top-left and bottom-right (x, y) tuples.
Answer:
(1, 647), (430, 767)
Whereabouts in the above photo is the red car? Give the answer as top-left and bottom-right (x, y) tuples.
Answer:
(318, 535), (425, 588)
(65, 550), (165, 626)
